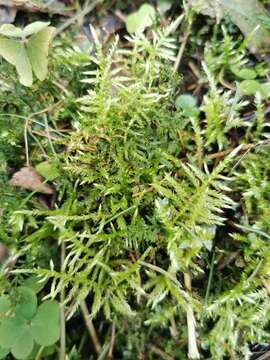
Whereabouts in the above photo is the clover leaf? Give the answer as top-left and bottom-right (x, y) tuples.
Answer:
(126, 4), (156, 34)
(0, 290), (60, 359)
(31, 300), (60, 346)
(0, 294), (11, 313)
(15, 286), (37, 320)
(0, 21), (55, 86)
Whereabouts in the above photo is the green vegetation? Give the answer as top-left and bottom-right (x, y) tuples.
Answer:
(1, 0), (270, 359)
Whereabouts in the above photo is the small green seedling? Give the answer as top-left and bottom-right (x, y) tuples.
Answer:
(36, 161), (60, 181)
(239, 79), (270, 98)
(0, 22), (55, 87)
(126, 4), (156, 34)
(175, 93), (199, 116)
(230, 65), (257, 80)
(0, 287), (60, 359)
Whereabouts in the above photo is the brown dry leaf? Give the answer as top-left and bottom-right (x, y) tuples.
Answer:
(0, 243), (9, 263)
(0, 0), (72, 16)
(9, 166), (54, 194)
(0, 5), (17, 24)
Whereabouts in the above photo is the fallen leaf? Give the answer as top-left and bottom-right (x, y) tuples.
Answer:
(0, 243), (9, 263)
(0, 6), (17, 24)
(191, 0), (270, 53)
(0, 0), (72, 16)
(9, 167), (54, 194)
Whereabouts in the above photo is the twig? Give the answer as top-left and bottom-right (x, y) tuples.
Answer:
(204, 250), (215, 305)
(80, 300), (102, 354)
(108, 321), (116, 358)
(54, 0), (101, 37)
(24, 117), (30, 167)
(256, 350), (270, 360)
(208, 139), (270, 160)
(138, 260), (190, 301)
(173, 27), (190, 73)
(35, 346), (44, 360)
(150, 345), (175, 360)
(184, 273), (200, 359)
(59, 242), (66, 360)
(23, 100), (63, 166)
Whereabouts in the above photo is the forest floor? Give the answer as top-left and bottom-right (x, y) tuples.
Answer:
(1, 1), (270, 359)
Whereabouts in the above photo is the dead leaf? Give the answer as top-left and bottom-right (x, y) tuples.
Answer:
(0, 5), (16, 24)
(191, 0), (270, 53)
(0, 0), (72, 16)
(0, 243), (9, 263)
(9, 166), (54, 195)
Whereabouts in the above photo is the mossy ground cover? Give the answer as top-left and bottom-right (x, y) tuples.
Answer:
(1, 1), (270, 359)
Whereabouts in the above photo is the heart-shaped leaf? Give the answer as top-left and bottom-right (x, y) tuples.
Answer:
(0, 294), (11, 313)
(0, 346), (9, 359)
(23, 275), (47, 294)
(31, 300), (60, 346)
(0, 24), (23, 38)
(27, 26), (55, 81)
(36, 162), (60, 181)
(23, 21), (50, 38)
(0, 37), (32, 86)
(239, 79), (261, 95)
(0, 22), (55, 86)
(11, 323), (33, 359)
(175, 94), (199, 116)
(126, 3), (156, 34)
(15, 286), (37, 320)
(0, 316), (25, 349)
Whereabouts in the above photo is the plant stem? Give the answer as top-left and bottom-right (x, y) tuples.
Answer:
(80, 300), (102, 354)
(108, 321), (115, 358)
(204, 249), (215, 305)
(54, 0), (101, 37)
(59, 241), (66, 360)
(184, 273), (200, 360)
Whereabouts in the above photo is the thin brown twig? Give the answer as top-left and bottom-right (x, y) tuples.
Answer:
(54, 0), (101, 37)
(256, 351), (270, 360)
(173, 27), (190, 73)
(59, 242), (66, 360)
(24, 100), (63, 166)
(80, 300), (102, 354)
(207, 139), (270, 160)
(108, 321), (116, 358)
(150, 345), (175, 360)
(184, 273), (200, 360)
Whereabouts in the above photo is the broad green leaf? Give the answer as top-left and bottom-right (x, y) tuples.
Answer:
(157, 0), (173, 13)
(139, 4), (156, 23)
(175, 94), (199, 116)
(0, 346), (9, 359)
(36, 162), (60, 181)
(126, 13), (142, 34)
(0, 316), (25, 349)
(259, 83), (270, 99)
(15, 287), (37, 320)
(0, 37), (32, 86)
(238, 68), (257, 80)
(0, 294), (11, 313)
(31, 300), (60, 346)
(239, 80), (261, 95)
(0, 24), (23, 38)
(27, 26), (55, 81)
(191, 0), (270, 53)
(231, 65), (257, 80)
(23, 275), (47, 294)
(126, 4), (156, 34)
(11, 324), (33, 359)
(23, 21), (50, 38)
